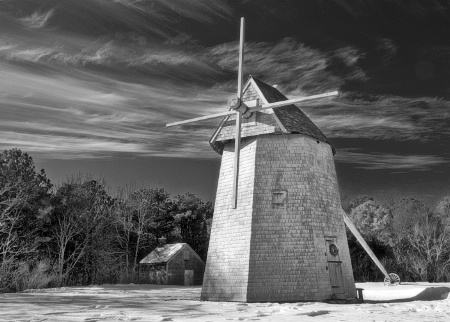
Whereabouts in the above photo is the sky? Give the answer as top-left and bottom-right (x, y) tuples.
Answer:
(1, 0), (449, 204)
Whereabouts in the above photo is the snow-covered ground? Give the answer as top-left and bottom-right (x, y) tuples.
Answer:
(1, 282), (449, 321)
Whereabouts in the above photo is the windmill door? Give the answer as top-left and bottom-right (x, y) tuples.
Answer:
(184, 270), (194, 286)
(325, 237), (345, 295)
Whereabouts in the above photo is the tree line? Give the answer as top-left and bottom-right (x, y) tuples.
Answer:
(0, 149), (212, 292)
(2, 148), (450, 292)
(344, 195), (450, 283)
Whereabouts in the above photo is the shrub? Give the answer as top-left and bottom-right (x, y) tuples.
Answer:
(0, 260), (58, 292)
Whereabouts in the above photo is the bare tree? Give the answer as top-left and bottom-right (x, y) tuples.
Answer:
(0, 149), (52, 291)
(113, 185), (135, 279)
(50, 175), (112, 284)
(113, 187), (169, 280)
(390, 197), (450, 282)
(0, 186), (28, 269)
(128, 188), (165, 273)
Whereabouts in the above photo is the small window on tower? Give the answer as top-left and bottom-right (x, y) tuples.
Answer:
(329, 244), (339, 257)
(183, 251), (190, 261)
(272, 190), (287, 208)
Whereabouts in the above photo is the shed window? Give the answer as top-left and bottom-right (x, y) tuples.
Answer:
(183, 251), (190, 260)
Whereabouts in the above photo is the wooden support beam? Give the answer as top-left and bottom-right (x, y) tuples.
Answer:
(209, 114), (231, 144)
(166, 91), (338, 128)
(342, 209), (392, 282)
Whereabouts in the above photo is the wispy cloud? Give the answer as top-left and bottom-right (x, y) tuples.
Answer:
(0, 36), (366, 97)
(0, 131), (145, 158)
(1, 0), (449, 164)
(0, 59), (228, 159)
(1, 31), (449, 159)
(0, 27), (365, 93)
(0, 36), (219, 85)
(6, 47), (57, 62)
(208, 38), (366, 95)
(301, 94), (450, 142)
(111, 0), (233, 23)
(18, 9), (55, 29)
(335, 150), (448, 171)
(315, 114), (419, 140)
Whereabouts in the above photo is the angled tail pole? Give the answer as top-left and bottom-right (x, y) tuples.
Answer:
(341, 209), (399, 284)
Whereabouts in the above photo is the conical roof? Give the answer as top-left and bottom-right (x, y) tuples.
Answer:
(210, 76), (335, 155)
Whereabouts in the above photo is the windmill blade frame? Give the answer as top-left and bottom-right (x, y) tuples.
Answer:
(165, 91), (339, 128)
(231, 17), (246, 208)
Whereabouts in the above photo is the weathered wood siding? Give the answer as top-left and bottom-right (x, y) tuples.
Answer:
(201, 134), (355, 302)
(167, 246), (205, 285)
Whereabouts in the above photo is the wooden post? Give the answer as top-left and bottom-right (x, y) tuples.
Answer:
(342, 210), (392, 282)
(232, 17), (245, 209)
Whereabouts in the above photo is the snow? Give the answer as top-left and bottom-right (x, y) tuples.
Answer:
(1, 282), (449, 322)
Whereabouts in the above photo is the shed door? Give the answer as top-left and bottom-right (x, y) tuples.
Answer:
(184, 270), (194, 286)
(325, 237), (345, 295)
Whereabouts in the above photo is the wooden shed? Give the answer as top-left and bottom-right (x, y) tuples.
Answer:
(139, 238), (205, 285)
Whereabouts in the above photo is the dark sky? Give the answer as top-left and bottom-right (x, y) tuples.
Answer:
(1, 0), (449, 203)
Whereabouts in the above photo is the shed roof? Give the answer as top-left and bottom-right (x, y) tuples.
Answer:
(139, 243), (186, 264)
(210, 76), (335, 154)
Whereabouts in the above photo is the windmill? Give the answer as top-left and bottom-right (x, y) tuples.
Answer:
(167, 18), (398, 302)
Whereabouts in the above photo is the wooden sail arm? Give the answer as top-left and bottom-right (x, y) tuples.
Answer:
(165, 91), (338, 128)
(232, 17), (245, 209)
(341, 209), (392, 282)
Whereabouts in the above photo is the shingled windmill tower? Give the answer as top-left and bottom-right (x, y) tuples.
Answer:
(167, 18), (356, 302)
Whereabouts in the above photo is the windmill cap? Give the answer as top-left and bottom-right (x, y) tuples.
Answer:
(210, 76), (336, 155)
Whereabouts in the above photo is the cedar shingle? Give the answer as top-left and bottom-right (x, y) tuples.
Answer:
(252, 77), (335, 154)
